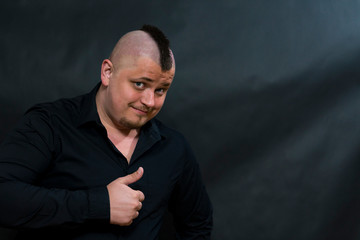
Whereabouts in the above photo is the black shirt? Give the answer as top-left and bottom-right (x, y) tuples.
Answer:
(0, 83), (213, 239)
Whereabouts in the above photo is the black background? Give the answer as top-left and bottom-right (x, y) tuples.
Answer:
(1, 1), (360, 239)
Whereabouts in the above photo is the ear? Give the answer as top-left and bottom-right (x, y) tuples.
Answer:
(100, 59), (113, 86)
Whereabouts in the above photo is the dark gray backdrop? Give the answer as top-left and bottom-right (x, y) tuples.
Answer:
(1, 1), (360, 239)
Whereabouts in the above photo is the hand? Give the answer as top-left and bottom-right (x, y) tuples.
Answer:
(107, 167), (145, 226)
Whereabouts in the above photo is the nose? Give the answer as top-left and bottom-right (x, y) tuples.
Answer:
(140, 89), (155, 108)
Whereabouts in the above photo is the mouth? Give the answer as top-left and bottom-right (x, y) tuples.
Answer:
(131, 106), (149, 115)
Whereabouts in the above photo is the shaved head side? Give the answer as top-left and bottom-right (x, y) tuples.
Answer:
(109, 30), (158, 71)
(109, 25), (173, 72)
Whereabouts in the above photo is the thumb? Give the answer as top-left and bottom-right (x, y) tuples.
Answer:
(119, 167), (144, 185)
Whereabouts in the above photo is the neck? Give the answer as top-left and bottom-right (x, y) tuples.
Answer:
(96, 88), (139, 162)
(105, 123), (140, 163)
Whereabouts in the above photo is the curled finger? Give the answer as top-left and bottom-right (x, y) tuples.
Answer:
(133, 211), (140, 219)
(136, 201), (142, 211)
(137, 190), (145, 202)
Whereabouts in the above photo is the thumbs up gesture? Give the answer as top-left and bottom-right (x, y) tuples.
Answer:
(107, 167), (145, 226)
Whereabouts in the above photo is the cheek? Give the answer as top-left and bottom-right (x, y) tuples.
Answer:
(110, 85), (131, 105)
(108, 90), (127, 114)
(154, 97), (166, 110)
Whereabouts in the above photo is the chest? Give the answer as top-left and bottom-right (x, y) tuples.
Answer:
(38, 126), (184, 213)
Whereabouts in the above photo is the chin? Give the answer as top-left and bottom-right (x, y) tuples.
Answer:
(119, 118), (148, 129)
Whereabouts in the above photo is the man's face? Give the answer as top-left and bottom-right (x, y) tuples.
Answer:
(103, 56), (175, 130)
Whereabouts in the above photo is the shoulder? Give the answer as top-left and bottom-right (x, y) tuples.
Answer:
(24, 94), (85, 125)
(27, 94), (83, 115)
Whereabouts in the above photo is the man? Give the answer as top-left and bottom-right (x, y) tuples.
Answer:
(0, 25), (213, 239)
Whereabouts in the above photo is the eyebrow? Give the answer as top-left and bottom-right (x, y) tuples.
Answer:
(140, 77), (154, 82)
(139, 77), (171, 87)
(160, 82), (171, 87)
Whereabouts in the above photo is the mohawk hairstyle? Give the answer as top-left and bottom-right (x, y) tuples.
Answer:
(140, 24), (172, 71)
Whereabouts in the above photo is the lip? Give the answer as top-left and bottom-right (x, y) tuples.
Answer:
(131, 106), (148, 115)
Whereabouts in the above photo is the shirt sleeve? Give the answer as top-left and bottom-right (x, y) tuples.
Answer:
(169, 140), (213, 239)
(0, 108), (110, 229)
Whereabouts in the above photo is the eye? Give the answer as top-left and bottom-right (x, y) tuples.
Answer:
(155, 88), (166, 96)
(134, 82), (144, 89)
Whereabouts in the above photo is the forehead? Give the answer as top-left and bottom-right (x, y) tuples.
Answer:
(131, 56), (175, 81)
